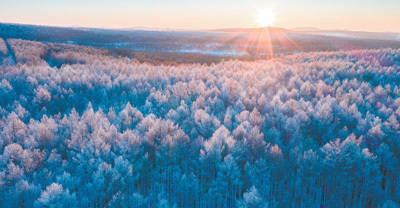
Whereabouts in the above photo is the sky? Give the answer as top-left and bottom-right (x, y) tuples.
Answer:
(1, 0), (400, 32)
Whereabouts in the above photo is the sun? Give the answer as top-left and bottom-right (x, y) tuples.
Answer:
(256, 8), (276, 27)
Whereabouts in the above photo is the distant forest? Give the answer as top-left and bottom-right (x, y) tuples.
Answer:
(2, 23), (400, 65)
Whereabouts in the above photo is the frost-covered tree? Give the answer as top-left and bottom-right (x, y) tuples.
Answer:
(0, 39), (399, 207)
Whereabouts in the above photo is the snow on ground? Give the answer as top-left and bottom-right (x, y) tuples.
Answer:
(0, 38), (8, 56)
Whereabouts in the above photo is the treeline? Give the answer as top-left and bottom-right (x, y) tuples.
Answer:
(0, 40), (399, 207)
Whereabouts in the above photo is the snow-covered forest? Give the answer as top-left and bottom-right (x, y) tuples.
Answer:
(0, 38), (400, 207)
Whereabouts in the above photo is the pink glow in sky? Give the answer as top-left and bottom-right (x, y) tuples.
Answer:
(0, 0), (399, 32)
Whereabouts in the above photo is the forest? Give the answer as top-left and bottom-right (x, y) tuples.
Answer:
(2, 23), (400, 65)
(0, 38), (399, 207)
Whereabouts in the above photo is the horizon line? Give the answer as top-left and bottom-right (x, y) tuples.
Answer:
(1, 21), (400, 34)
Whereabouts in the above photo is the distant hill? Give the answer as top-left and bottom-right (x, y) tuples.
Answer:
(210, 26), (289, 33)
(290, 28), (400, 41)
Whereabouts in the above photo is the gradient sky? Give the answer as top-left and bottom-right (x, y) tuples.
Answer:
(1, 0), (400, 32)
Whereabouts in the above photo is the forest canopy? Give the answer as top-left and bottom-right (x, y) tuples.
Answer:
(0, 39), (399, 207)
